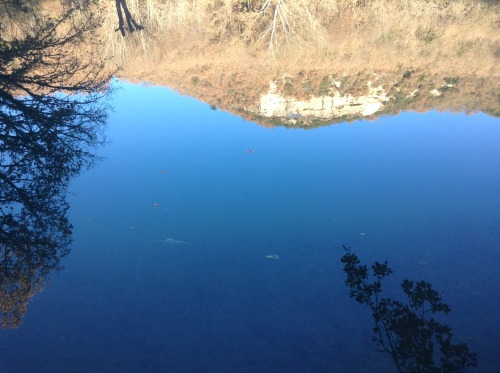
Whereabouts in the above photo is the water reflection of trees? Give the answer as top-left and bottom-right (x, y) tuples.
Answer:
(341, 246), (478, 372)
(114, 0), (143, 36)
(1, 1), (113, 328)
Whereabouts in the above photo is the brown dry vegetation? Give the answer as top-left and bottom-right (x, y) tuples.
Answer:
(43, 0), (500, 126)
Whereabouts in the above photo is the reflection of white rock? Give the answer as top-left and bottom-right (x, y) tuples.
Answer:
(361, 102), (382, 116)
(265, 255), (280, 260)
(409, 89), (419, 97)
(429, 89), (442, 97)
(254, 81), (389, 120)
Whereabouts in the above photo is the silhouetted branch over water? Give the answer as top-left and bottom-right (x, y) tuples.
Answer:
(0, 2), (113, 328)
(341, 246), (477, 372)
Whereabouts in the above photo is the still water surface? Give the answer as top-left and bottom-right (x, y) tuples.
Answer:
(2, 82), (499, 372)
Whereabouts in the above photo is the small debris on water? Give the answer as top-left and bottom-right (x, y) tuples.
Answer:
(360, 232), (366, 236)
(265, 255), (279, 260)
(152, 202), (160, 207)
(159, 170), (167, 174)
(246, 149), (253, 154)
(144, 237), (189, 247)
(165, 238), (189, 244)
(418, 260), (427, 266)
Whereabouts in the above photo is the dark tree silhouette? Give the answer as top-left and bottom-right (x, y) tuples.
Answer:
(1, 2), (112, 328)
(115, 0), (143, 37)
(341, 246), (478, 372)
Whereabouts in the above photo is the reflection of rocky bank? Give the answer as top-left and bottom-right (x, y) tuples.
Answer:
(252, 80), (389, 125)
(243, 71), (493, 127)
(148, 66), (498, 129)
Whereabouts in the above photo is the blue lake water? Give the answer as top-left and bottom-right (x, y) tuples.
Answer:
(2, 82), (499, 372)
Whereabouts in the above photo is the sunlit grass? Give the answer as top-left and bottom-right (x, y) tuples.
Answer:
(95, 0), (498, 74)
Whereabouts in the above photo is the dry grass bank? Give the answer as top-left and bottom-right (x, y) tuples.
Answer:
(96, 0), (499, 125)
(101, 0), (499, 75)
(26, 0), (500, 125)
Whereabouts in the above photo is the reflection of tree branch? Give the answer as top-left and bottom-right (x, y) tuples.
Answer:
(0, 8), (112, 96)
(341, 246), (477, 372)
(115, 0), (143, 37)
(0, 171), (39, 218)
(1, 2), (112, 329)
(1, 207), (71, 328)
